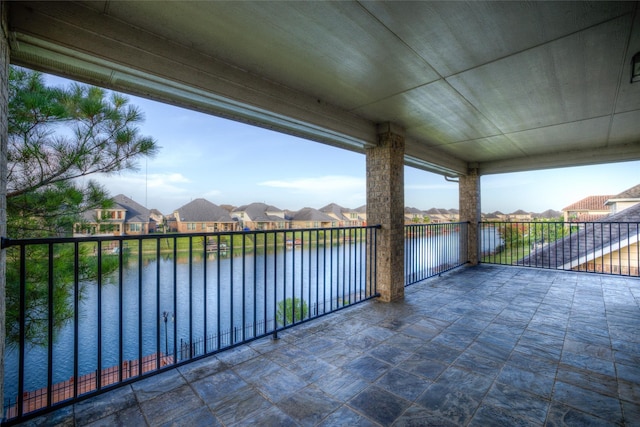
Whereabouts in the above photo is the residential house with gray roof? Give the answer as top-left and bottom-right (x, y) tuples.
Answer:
(231, 202), (288, 230)
(320, 203), (362, 226)
(521, 203), (640, 276)
(354, 205), (367, 225)
(290, 208), (335, 229)
(171, 198), (238, 233)
(404, 207), (426, 224)
(507, 209), (532, 222)
(532, 209), (562, 220)
(76, 194), (155, 236)
(424, 208), (448, 223)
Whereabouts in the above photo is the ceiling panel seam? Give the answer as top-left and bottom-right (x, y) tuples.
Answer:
(606, 3), (638, 148)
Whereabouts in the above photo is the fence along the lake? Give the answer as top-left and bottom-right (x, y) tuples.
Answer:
(1, 226), (379, 424)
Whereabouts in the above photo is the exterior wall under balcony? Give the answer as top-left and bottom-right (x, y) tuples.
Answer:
(577, 241), (639, 275)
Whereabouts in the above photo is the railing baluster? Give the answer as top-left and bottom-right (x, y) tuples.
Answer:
(73, 242), (80, 400)
(188, 236), (193, 357)
(156, 238), (161, 368)
(216, 234), (221, 350)
(203, 235), (208, 353)
(47, 243), (53, 408)
(172, 237), (177, 361)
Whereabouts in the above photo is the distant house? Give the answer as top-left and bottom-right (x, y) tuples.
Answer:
(562, 195), (613, 222)
(405, 207), (425, 224)
(231, 202), (288, 230)
(522, 203), (640, 276)
(354, 205), (367, 225)
(493, 211), (507, 220)
(447, 209), (460, 222)
(172, 198), (238, 233)
(531, 209), (562, 220)
(604, 184), (640, 215)
(320, 203), (362, 226)
(290, 208), (335, 229)
(149, 208), (165, 231)
(76, 194), (155, 236)
(507, 209), (532, 222)
(424, 208), (450, 223)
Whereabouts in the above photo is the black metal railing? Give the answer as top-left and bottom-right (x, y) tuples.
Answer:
(404, 222), (469, 286)
(1, 226), (379, 424)
(480, 221), (640, 276)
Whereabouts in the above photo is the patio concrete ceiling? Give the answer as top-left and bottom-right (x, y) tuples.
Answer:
(7, 1), (640, 176)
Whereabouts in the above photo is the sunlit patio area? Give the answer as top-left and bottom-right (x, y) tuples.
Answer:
(18, 264), (639, 426)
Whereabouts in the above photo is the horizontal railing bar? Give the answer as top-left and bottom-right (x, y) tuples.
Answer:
(1, 225), (382, 248)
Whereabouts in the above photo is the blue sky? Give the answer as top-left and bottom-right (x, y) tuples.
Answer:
(45, 73), (640, 215)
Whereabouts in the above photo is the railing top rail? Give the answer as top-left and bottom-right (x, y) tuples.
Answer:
(405, 221), (469, 225)
(1, 225), (382, 249)
(480, 220), (640, 224)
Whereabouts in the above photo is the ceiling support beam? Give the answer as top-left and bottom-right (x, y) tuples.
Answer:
(479, 141), (640, 175)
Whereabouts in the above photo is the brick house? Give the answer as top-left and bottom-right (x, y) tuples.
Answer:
(76, 194), (156, 236)
(172, 198), (238, 233)
(231, 202), (288, 231)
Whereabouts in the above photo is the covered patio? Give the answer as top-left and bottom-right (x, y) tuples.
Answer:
(2, 2), (640, 425)
(24, 265), (640, 426)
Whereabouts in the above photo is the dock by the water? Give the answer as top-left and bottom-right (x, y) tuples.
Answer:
(5, 353), (173, 419)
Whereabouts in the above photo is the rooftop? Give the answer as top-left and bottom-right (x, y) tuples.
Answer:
(23, 265), (640, 426)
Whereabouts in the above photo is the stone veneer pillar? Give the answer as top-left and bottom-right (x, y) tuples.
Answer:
(1, 1), (8, 417)
(459, 168), (481, 265)
(366, 123), (404, 302)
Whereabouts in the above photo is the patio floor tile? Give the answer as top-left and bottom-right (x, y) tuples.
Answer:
(17, 265), (640, 426)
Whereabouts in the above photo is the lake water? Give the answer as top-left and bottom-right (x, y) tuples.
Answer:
(4, 239), (371, 401)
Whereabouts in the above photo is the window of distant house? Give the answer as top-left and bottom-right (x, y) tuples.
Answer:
(187, 223), (196, 231)
(350, 213), (357, 219)
(332, 222), (337, 227)
(277, 222), (285, 229)
(129, 223), (141, 232)
(313, 222), (319, 228)
(202, 223), (206, 230)
(118, 211), (123, 219)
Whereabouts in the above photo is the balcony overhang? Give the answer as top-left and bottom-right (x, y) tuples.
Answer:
(6, 1), (640, 177)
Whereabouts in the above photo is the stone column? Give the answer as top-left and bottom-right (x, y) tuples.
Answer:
(459, 168), (481, 265)
(366, 123), (404, 302)
(0, 1), (8, 417)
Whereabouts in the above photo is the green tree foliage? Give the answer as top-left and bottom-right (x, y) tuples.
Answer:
(4, 243), (120, 348)
(5, 67), (158, 346)
(276, 297), (309, 326)
(7, 67), (158, 237)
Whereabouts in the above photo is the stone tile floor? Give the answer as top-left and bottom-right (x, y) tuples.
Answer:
(19, 265), (640, 426)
